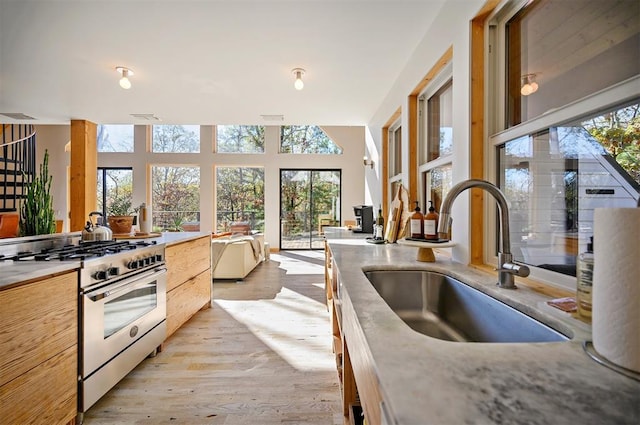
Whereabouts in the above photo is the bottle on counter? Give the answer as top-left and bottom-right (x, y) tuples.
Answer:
(410, 201), (424, 239)
(375, 205), (385, 240)
(423, 201), (439, 240)
(576, 236), (594, 319)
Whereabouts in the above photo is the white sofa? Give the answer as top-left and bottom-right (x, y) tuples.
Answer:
(211, 234), (265, 279)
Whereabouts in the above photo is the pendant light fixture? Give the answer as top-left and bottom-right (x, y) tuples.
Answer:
(116, 66), (134, 90)
(292, 68), (305, 90)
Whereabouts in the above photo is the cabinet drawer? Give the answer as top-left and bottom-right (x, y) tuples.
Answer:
(0, 271), (78, 386)
(166, 236), (211, 292)
(166, 269), (211, 338)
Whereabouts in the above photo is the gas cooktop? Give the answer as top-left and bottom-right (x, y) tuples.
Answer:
(0, 240), (159, 262)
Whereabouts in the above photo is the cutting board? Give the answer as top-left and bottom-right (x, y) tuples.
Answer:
(385, 185), (403, 242)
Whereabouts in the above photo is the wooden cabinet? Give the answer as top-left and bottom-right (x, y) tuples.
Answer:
(0, 271), (78, 425)
(326, 243), (383, 425)
(165, 235), (212, 338)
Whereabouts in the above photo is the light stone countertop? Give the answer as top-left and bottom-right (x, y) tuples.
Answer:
(325, 229), (640, 425)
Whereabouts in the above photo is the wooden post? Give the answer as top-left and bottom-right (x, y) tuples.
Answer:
(69, 120), (97, 232)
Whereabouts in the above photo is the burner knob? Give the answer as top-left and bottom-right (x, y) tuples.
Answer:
(155, 254), (163, 262)
(144, 257), (152, 266)
(137, 259), (146, 268)
(127, 261), (138, 270)
(108, 267), (119, 276)
(93, 270), (108, 280)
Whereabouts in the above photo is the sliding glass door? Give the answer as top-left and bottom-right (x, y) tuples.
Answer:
(280, 169), (341, 250)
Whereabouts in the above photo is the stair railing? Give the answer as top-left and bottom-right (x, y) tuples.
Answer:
(0, 124), (37, 212)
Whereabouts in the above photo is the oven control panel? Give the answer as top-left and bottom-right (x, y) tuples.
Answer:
(80, 245), (165, 288)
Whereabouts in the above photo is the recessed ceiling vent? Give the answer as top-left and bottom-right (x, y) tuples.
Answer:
(0, 112), (36, 120)
(130, 113), (161, 121)
(261, 114), (284, 122)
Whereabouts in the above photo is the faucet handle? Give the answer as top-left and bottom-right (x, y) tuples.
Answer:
(497, 262), (530, 277)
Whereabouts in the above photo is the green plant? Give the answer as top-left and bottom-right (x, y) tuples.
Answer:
(19, 150), (56, 236)
(107, 197), (135, 216)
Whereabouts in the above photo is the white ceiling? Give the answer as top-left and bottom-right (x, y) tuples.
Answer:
(0, 0), (445, 126)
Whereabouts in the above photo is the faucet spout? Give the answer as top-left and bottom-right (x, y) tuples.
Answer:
(437, 179), (529, 289)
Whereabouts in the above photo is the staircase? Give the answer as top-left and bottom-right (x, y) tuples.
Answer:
(0, 124), (36, 213)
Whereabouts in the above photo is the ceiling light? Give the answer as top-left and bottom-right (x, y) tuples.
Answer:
(116, 66), (134, 90)
(520, 73), (539, 96)
(292, 68), (305, 90)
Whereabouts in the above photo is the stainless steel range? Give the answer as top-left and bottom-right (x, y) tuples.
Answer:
(0, 234), (167, 421)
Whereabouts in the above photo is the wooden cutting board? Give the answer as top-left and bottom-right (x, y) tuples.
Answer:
(385, 185), (403, 242)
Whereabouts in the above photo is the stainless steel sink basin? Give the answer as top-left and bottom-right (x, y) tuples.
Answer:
(365, 270), (568, 343)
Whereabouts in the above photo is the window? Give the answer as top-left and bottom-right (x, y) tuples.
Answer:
(490, 0), (640, 288)
(216, 167), (264, 233)
(503, 0), (639, 128)
(151, 166), (200, 231)
(152, 125), (200, 153)
(97, 168), (134, 218)
(419, 67), (453, 212)
(389, 122), (402, 177)
(97, 125), (134, 152)
(280, 125), (342, 154)
(216, 125), (265, 153)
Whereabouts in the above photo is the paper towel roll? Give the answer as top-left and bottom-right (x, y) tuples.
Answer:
(592, 208), (640, 373)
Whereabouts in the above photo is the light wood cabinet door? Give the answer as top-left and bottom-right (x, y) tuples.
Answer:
(166, 269), (211, 338)
(165, 235), (211, 292)
(0, 271), (77, 386)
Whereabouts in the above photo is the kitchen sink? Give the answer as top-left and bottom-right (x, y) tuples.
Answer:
(365, 270), (568, 343)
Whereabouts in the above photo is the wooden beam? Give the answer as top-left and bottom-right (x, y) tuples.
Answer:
(469, 1), (500, 265)
(69, 120), (97, 232)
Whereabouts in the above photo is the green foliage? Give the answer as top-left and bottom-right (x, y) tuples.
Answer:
(108, 196), (134, 216)
(152, 125), (199, 153)
(583, 104), (640, 185)
(216, 167), (264, 232)
(216, 125), (264, 153)
(280, 126), (343, 154)
(19, 150), (56, 236)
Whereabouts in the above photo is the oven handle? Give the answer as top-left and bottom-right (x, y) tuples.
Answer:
(84, 266), (167, 301)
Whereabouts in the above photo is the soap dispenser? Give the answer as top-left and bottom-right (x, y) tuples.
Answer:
(423, 201), (439, 240)
(410, 201), (424, 239)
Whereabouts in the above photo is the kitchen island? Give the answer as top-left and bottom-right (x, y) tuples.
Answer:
(325, 228), (639, 425)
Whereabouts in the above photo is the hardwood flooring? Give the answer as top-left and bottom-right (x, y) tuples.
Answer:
(83, 251), (342, 425)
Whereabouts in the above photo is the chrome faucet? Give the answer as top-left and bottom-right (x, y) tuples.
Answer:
(437, 179), (529, 289)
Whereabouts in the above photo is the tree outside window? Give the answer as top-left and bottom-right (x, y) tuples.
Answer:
(280, 125), (342, 154)
(152, 166), (200, 231)
(216, 125), (265, 153)
(216, 167), (264, 232)
(152, 125), (200, 153)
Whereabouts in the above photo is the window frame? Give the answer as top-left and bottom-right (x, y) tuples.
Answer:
(418, 63), (454, 212)
(486, 0), (640, 290)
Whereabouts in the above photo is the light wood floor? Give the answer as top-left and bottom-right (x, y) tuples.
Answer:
(83, 251), (342, 425)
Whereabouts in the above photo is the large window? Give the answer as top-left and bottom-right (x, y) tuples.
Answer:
(419, 67), (453, 212)
(216, 167), (264, 233)
(97, 125), (134, 152)
(490, 0), (640, 287)
(216, 125), (265, 153)
(389, 122), (402, 177)
(152, 125), (200, 153)
(151, 166), (200, 231)
(280, 125), (342, 154)
(97, 168), (134, 218)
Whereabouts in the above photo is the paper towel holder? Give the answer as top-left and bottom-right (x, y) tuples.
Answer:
(583, 341), (640, 381)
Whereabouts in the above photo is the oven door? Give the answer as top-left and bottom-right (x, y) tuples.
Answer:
(82, 266), (167, 377)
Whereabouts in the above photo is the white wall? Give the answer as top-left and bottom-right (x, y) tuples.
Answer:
(35, 124), (365, 248)
(365, 0), (486, 264)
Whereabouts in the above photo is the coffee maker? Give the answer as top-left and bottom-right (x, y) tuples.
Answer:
(352, 205), (373, 233)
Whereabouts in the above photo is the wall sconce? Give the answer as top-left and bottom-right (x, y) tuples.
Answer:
(292, 68), (305, 90)
(363, 156), (374, 169)
(116, 66), (134, 90)
(520, 73), (538, 96)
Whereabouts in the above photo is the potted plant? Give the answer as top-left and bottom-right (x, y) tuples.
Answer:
(19, 150), (56, 236)
(107, 197), (137, 235)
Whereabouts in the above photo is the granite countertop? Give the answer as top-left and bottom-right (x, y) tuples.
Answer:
(325, 229), (640, 425)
